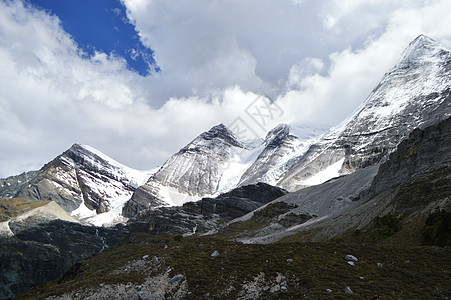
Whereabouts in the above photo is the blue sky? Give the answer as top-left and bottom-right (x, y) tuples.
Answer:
(29, 0), (158, 76)
(1, 0), (451, 177)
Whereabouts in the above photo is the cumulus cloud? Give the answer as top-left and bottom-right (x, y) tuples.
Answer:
(1, 0), (451, 177)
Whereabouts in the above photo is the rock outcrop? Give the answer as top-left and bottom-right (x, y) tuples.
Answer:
(0, 217), (128, 299)
(127, 183), (287, 235)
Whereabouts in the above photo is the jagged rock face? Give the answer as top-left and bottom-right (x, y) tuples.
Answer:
(183, 182), (288, 219)
(301, 116), (451, 243)
(0, 218), (128, 299)
(124, 122), (312, 218)
(0, 171), (38, 199)
(122, 184), (167, 218)
(1, 144), (149, 222)
(15, 151), (85, 212)
(127, 183), (287, 235)
(368, 116), (451, 201)
(278, 35), (451, 191)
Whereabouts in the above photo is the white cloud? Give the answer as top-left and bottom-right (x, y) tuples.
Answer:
(1, 0), (451, 178)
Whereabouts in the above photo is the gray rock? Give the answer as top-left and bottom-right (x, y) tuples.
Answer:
(122, 184), (167, 218)
(169, 274), (184, 283)
(345, 286), (353, 294)
(344, 255), (358, 262)
(126, 183), (287, 236)
(210, 251), (219, 257)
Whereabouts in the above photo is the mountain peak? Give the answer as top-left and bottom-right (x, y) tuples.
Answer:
(208, 123), (231, 135)
(411, 34), (437, 47)
(65, 143), (106, 163)
(264, 124), (290, 148)
(396, 34), (446, 68)
(68, 143), (83, 152)
(197, 123), (243, 148)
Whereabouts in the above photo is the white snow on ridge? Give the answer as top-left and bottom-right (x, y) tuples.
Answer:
(327, 35), (451, 142)
(157, 185), (201, 207)
(80, 144), (155, 188)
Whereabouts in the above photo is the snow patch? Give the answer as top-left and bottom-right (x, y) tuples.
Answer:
(156, 184), (201, 207)
(217, 144), (264, 192)
(71, 201), (96, 219)
(299, 158), (345, 186)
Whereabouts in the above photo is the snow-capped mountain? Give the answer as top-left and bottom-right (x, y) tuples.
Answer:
(278, 35), (451, 191)
(122, 124), (264, 217)
(0, 144), (153, 226)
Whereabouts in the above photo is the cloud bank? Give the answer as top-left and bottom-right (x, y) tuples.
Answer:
(0, 0), (451, 177)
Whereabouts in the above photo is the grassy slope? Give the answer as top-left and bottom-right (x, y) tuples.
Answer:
(0, 198), (50, 221)
(23, 233), (450, 299)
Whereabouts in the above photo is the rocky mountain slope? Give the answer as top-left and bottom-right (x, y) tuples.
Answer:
(0, 197), (77, 236)
(237, 124), (315, 187)
(123, 123), (325, 218)
(278, 35), (451, 191)
(225, 115), (451, 245)
(0, 144), (152, 226)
